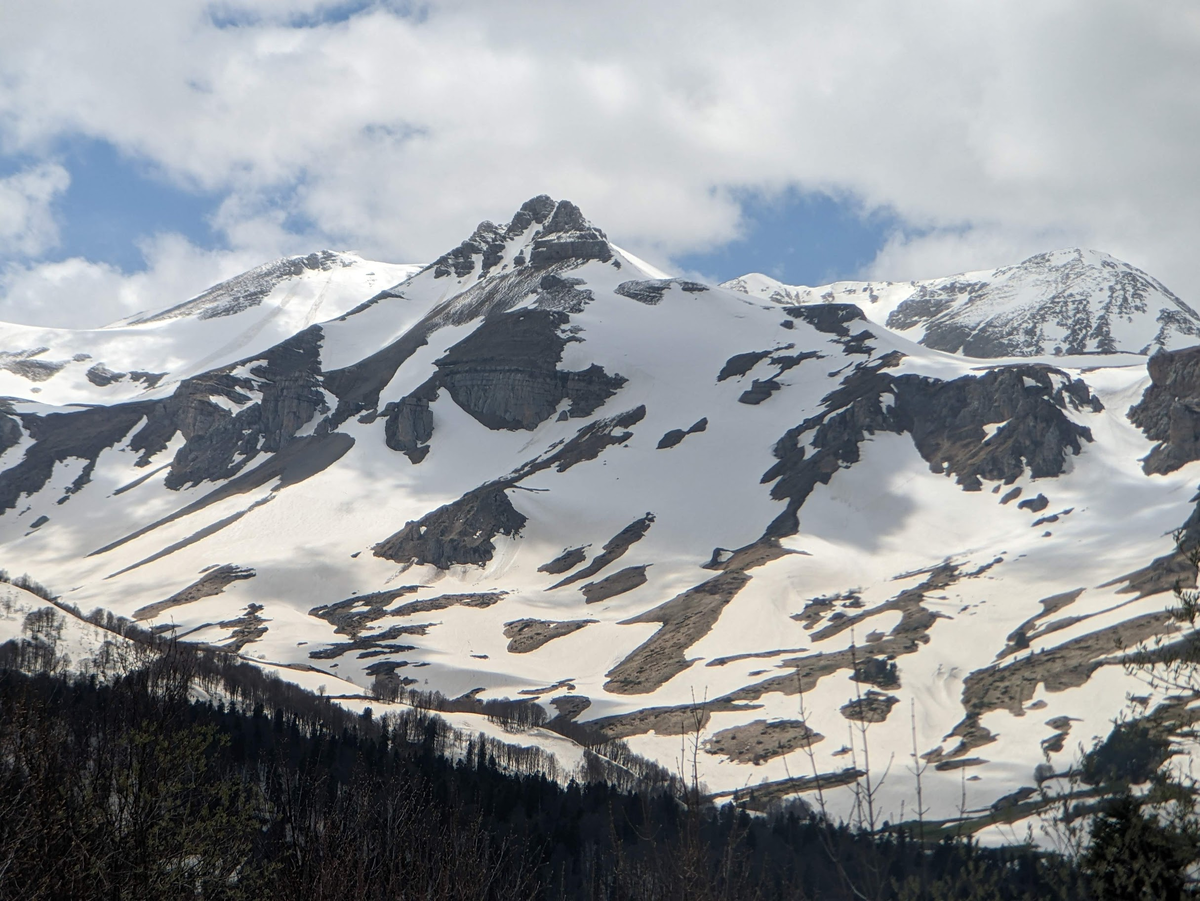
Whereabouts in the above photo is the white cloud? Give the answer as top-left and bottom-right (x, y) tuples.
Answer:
(0, 234), (270, 328)
(3, 0), (1200, 318)
(0, 163), (69, 257)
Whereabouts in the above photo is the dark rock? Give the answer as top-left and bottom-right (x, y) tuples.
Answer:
(128, 326), (328, 490)
(432, 308), (625, 431)
(738, 379), (780, 405)
(29, 515), (47, 528)
(309, 586), (422, 638)
(550, 513), (655, 589)
(704, 719), (821, 765)
(604, 572), (751, 695)
(840, 691), (898, 723)
(86, 364), (126, 386)
(134, 564), (255, 620)
(783, 303), (866, 337)
(1000, 487), (1022, 504)
(128, 370), (166, 389)
(536, 273), (593, 313)
(373, 484), (527, 569)
(512, 405), (646, 477)
(528, 200), (612, 267)
(657, 429), (687, 449)
(383, 377), (438, 462)
(614, 279), (709, 305)
(1018, 494), (1049, 513)
(718, 349), (774, 381)
(538, 546), (588, 575)
(761, 357), (1098, 537)
(505, 195), (557, 239)
(504, 618), (595, 653)
(1129, 346), (1200, 474)
(581, 565), (649, 603)
(0, 403), (148, 513)
(655, 414), (707, 450)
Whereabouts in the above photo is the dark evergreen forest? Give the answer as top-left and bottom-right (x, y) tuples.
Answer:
(0, 629), (1099, 901)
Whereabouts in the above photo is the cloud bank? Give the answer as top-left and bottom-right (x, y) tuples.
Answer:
(3, 0), (1200, 324)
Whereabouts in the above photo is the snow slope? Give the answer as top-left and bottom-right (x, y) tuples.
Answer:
(0, 251), (420, 406)
(0, 199), (1197, 832)
(725, 248), (1200, 358)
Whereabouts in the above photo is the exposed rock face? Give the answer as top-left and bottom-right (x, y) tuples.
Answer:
(383, 379), (437, 463)
(135, 251), (347, 322)
(309, 586), (422, 638)
(428, 309), (626, 431)
(657, 417), (707, 450)
(373, 485), (528, 568)
(604, 572), (751, 695)
(133, 564), (256, 620)
(1129, 346), (1200, 474)
(550, 513), (655, 589)
(581, 565), (649, 603)
(705, 719), (822, 765)
(762, 354), (1100, 537)
(840, 691), (899, 723)
(528, 200), (612, 266)
(86, 364), (126, 386)
(718, 349), (774, 382)
(503, 618), (595, 653)
(0, 402), (147, 512)
(538, 546), (588, 575)
(615, 279), (708, 305)
(129, 326), (327, 489)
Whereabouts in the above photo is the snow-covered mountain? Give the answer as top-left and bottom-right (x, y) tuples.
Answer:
(725, 248), (1200, 357)
(1, 198), (1198, 835)
(0, 251), (419, 405)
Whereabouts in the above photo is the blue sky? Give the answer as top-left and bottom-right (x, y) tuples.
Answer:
(16, 138), (899, 287)
(2, 1), (1198, 327)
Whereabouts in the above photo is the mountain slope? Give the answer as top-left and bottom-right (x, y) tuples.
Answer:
(725, 248), (1200, 357)
(0, 200), (1196, 832)
(0, 251), (420, 406)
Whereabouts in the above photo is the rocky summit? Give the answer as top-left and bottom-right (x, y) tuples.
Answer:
(3, 196), (1200, 833)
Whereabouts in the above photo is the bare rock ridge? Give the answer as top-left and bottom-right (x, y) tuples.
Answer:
(134, 250), (348, 323)
(1129, 345), (1200, 474)
(761, 342), (1101, 538)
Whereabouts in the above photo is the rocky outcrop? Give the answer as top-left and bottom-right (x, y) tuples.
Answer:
(762, 356), (1101, 537)
(528, 200), (612, 267)
(0, 402), (148, 513)
(373, 485), (528, 568)
(1129, 346), (1200, 474)
(615, 279), (708, 305)
(428, 308), (626, 432)
(503, 618), (595, 653)
(604, 571), (751, 695)
(133, 564), (256, 620)
(657, 417), (707, 450)
(549, 513), (655, 589)
(86, 364), (126, 386)
(581, 565), (649, 603)
(538, 546), (588, 575)
(128, 326), (327, 489)
(135, 251), (346, 323)
(704, 719), (822, 765)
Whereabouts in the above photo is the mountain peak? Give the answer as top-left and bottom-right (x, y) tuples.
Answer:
(428, 196), (612, 280)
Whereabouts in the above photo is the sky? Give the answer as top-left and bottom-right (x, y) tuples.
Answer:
(2, 1), (1200, 327)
